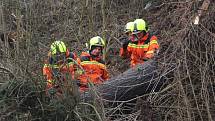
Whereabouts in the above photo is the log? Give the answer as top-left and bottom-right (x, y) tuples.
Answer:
(98, 60), (167, 101)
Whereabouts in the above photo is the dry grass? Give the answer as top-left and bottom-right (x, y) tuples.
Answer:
(0, 0), (214, 121)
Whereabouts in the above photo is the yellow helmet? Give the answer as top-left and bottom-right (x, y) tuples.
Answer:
(124, 22), (134, 33)
(132, 19), (148, 34)
(50, 40), (67, 55)
(86, 36), (105, 50)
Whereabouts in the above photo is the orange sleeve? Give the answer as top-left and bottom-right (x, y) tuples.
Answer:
(43, 64), (54, 85)
(43, 65), (51, 76)
(145, 36), (159, 59)
(43, 56), (54, 88)
(149, 36), (159, 50)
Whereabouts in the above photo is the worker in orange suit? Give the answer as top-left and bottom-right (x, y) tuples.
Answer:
(78, 36), (109, 91)
(119, 21), (134, 59)
(43, 40), (78, 97)
(120, 19), (159, 67)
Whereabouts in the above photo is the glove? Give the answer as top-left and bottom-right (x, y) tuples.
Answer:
(119, 37), (130, 49)
(76, 80), (88, 88)
(76, 80), (81, 86)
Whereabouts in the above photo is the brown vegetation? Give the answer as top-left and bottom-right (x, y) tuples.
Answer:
(0, 0), (214, 121)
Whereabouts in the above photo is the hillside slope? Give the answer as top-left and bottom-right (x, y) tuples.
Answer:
(0, 0), (214, 121)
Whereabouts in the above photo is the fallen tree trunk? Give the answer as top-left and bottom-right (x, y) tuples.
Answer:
(97, 60), (170, 101)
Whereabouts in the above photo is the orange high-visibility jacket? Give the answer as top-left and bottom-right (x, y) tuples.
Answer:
(78, 52), (109, 91)
(120, 33), (159, 67)
(43, 49), (77, 92)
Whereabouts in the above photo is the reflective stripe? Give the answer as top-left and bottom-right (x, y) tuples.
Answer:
(80, 61), (106, 69)
(68, 62), (74, 66)
(52, 65), (59, 68)
(146, 50), (154, 54)
(44, 64), (50, 68)
(150, 40), (158, 44)
(47, 79), (54, 84)
(128, 43), (149, 48)
(45, 63), (74, 69)
(128, 39), (158, 49)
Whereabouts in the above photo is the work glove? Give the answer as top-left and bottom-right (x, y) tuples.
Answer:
(75, 80), (81, 87)
(119, 37), (130, 49)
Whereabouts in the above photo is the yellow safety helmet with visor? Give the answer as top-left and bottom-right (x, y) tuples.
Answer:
(50, 40), (67, 55)
(132, 19), (149, 34)
(86, 36), (105, 51)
